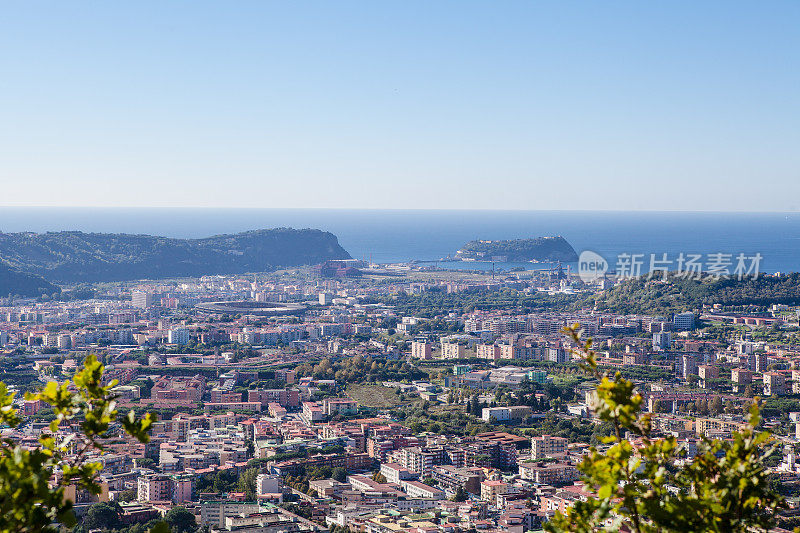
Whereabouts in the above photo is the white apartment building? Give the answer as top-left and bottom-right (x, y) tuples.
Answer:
(256, 474), (282, 498)
(168, 328), (190, 346)
(440, 342), (465, 359)
(132, 290), (154, 309)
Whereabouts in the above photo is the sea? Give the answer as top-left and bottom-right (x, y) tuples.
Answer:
(1, 208), (799, 274)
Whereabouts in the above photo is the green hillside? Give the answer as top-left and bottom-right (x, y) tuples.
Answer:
(0, 262), (59, 298)
(456, 236), (578, 262)
(586, 273), (800, 315)
(0, 228), (351, 283)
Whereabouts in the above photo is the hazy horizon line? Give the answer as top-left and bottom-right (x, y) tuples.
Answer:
(1, 205), (798, 215)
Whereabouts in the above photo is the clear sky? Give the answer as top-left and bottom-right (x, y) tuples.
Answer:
(1, 2), (798, 211)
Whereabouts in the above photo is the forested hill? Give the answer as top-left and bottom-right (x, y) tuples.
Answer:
(0, 262), (59, 298)
(587, 273), (800, 315)
(0, 228), (351, 283)
(456, 236), (578, 262)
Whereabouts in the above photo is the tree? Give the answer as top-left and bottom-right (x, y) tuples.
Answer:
(452, 485), (468, 502)
(137, 457), (156, 469)
(471, 397), (482, 417)
(164, 506), (196, 533)
(205, 469), (238, 493)
(710, 395), (724, 415)
(0, 354), (155, 533)
(652, 399), (669, 413)
(331, 467), (347, 482)
(82, 501), (122, 531)
(545, 325), (782, 533)
(236, 467), (260, 500)
(116, 489), (137, 502)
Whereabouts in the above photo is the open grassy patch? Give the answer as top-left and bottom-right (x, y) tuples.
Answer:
(346, 383), (403, 408)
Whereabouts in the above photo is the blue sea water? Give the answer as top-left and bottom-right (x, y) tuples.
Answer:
(0, 208), (799, 273)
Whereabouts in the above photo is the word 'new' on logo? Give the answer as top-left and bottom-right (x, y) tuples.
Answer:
(578, 250), (608, 283)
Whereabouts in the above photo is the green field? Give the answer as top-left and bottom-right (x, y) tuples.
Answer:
(346, 384), (403, 408)
(550, 374), (582, 387)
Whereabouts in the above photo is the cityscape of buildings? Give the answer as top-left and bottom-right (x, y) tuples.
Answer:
(3, 261), (800, 532)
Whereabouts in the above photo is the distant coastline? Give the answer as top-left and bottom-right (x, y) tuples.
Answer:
(0, 207), (798, 273)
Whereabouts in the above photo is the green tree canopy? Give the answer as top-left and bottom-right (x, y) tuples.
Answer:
(164, 506), (196, 533)
(236, 467), (260, 500)
(82, 501), (122, 531)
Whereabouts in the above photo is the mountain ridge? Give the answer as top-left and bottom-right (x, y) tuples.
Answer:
(0, 228), (351, 283)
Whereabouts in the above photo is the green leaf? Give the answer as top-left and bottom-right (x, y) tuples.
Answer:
(149, 521), (171, 533)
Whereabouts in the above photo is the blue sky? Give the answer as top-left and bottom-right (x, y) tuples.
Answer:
(1, 2), (798, 210)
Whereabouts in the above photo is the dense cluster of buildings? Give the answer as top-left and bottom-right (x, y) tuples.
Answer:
(2, 266), (800, 531)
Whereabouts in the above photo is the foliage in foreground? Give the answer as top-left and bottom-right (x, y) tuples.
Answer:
(0, 354), (155, 533)
(545, 325), (782, 533)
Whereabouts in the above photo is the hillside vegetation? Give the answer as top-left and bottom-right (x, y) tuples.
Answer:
(0, 262), (59, 298)
(587, 273), (800, 315)
(379, 287), (579, 317)
(456, 236), (578, 262)
(0, 228), (351, 283)
(378, 274), (800, 318)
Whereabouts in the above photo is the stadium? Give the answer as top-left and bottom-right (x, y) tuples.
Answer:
(194, 301), (306, 317)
